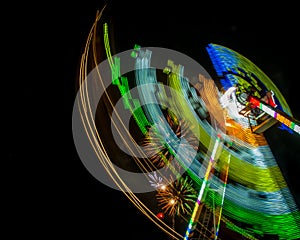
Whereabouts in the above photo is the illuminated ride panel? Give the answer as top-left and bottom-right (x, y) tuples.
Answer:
(206, 43), (300, 135)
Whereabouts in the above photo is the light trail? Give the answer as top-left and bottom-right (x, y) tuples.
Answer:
(184, 134), (222, 240)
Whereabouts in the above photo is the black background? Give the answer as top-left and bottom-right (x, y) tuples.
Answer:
(7, 1), (300, 239)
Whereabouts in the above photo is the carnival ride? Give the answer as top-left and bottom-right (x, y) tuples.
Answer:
(72, 5), (300, 240)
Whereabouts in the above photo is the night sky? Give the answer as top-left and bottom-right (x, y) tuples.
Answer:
(69, 1), (300, 239)
(9, 1), (300, 239)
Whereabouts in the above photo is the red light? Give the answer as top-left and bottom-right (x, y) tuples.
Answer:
(156, 212), (164, 219)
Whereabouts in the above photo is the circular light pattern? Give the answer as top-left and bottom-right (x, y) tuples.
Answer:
(72, 4), (300, 240)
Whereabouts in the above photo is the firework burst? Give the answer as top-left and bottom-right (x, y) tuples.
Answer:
(148, 171), (166, 190)
(156, 175), (197, 217)
(141, 110), (199, 170)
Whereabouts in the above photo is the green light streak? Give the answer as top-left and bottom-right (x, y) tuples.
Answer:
(103, 23), (149, 134)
